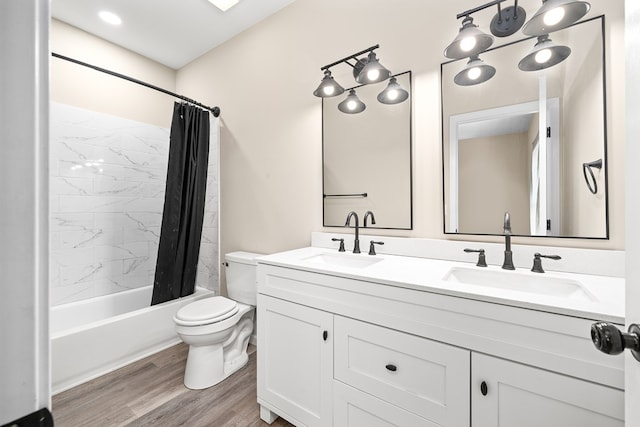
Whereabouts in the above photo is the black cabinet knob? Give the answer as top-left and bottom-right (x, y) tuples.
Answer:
(591, 322), (640, 362)
(480, 381), (488, 396)
(322, 330), (328, 341)
(385, 364), (397, 372)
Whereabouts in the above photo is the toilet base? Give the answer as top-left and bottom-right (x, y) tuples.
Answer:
(182, 315), (254, 390)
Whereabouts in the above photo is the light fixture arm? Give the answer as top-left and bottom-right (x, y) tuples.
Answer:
(320, 44), (380, 71)
(456, 0), (506, 20)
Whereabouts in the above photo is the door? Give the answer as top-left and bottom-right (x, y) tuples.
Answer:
(472, 353), (624, 427)
(0, 0), (51, 425)
(257, 295), (333, 427)
(625, 0), (640, 423)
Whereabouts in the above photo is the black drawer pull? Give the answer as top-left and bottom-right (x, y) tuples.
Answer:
(385, 364), (397, 372)
(480, 381), (488, 396)
(322, 330), (328, 341)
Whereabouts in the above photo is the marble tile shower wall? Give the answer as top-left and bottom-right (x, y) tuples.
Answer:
(50, 103), (219, 306)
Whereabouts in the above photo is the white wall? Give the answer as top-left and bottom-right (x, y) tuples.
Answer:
(176, 0), (625, 295)
(49, 103), (170, 306)
(51, 19), (176, 128)
(0, 0), (51, 423)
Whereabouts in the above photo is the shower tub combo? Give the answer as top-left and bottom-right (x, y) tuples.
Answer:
(50, 285), (213, 394)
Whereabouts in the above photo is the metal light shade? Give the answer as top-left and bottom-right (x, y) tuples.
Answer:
(377, 77), (409, 104)
(313, 70), (345, 98)
(355, 51), (391, 84)
(338, 89), (366, 114)
(518, 35), (571, 71)
(522, 0), (590, 36)
(444, 16), (494, 59)
(454, 56), (496, 86)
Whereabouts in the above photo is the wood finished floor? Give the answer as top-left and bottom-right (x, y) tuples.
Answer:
(52, 344), (294, 427)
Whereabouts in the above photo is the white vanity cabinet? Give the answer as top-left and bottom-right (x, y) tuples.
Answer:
(472, 353), (624, 427)
(257, 295), (333, 427)
(256, 262), (625, 427)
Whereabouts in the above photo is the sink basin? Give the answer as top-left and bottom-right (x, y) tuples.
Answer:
(442, 267), (596, 302)
(303, 253), (383, 269)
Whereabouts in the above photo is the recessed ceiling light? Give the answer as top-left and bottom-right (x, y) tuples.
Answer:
(208, 0), (240, 12)
(99, 10), (122, 26)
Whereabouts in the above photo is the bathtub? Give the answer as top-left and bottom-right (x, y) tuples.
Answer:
(51, 285), (214, 394)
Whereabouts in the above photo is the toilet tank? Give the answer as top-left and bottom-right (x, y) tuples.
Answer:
(225, 251), (263, 305)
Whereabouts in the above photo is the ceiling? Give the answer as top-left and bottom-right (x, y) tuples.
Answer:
(51, 0), (297, 70)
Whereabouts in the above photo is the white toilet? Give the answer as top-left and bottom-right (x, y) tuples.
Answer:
(174, 251), (261, 390)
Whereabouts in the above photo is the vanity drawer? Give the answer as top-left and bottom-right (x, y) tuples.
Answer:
(334, 315), (470, 426)
(333, 380), (439, 427)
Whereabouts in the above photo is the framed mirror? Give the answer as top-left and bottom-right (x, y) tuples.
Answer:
(323, 71), (412, 229)
(441, 16), (607, 239)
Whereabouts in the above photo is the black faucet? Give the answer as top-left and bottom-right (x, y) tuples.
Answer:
(345, 211), (361, 253)
(502, 212), (515, 270)
(464, 248), (487, 267)
(331, 237), (345, 252)
(363, 211), (376, 227)
(531, 253), (561, 273)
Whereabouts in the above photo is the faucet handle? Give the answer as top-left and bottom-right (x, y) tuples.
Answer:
(464, 248), (487, 267)
(531, 253), (562, 273)
(331, 238), (345, 252)
(369, 240), (384, 256)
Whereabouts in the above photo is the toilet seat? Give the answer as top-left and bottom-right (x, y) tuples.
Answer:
(174, 297), (239, 326)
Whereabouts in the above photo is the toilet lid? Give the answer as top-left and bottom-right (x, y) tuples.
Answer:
(175, 297), (239, 325)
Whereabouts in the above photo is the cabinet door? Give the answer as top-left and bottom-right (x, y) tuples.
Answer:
(257, 295), (333, 427)
(472, 353), (624, 427)
(334, 381), (438, 427)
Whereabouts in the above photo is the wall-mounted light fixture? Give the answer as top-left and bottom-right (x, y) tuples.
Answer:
(454, 55), (496, 86)
(338, 89), (366, 114)
(445, 0), (590, 86)
(523, 0), (590, 36)
(377, 76), (409, 104)
(444, 16), (494, 59)
(313, 45), (408, 114)
(518, 35), (571, 71)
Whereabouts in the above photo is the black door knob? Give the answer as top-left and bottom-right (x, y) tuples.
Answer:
(591, 322), (640, 362)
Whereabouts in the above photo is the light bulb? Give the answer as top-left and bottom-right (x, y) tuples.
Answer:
(366, 69), (380, 82)
(387, 89), (399, 101)
(347, 100), (357, 111)
(535, 48), (552, 63)
(460, 36), (477, 52)
(323, 86), (335, 96)
(467, 67), (482, 80)
(543, 7), (565, 26)
(99, 10), (122, 25)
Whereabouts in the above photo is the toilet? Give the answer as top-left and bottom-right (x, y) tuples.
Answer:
(174, 251), (261, 390)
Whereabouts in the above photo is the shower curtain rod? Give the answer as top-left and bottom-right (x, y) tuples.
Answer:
(51, 52), (221, 117)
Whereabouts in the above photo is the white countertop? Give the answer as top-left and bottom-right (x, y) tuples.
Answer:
(257, 247), (625, 324)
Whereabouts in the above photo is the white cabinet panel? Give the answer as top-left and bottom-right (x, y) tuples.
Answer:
(472, 353), (624, 427)
(334, 381), (437, 427)
(335, 316), (470, 426)
(257, 295), (333, 427)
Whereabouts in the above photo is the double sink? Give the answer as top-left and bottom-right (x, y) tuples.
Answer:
(302, 251), (596, 302)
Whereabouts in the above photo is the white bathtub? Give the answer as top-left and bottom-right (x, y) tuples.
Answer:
(51, 286), (213, 394)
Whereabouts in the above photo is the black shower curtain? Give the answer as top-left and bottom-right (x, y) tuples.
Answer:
(151, 103), (210, 305)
